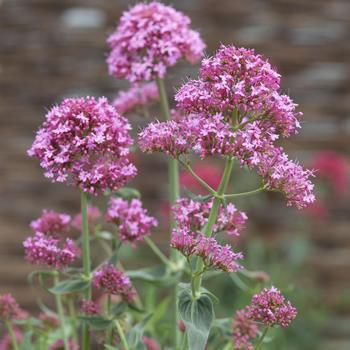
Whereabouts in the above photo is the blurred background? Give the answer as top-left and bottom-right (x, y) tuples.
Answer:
(0, 0), (349, 348)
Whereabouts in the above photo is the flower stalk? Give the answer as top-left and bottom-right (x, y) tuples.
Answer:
(156, 76), (181, 348)
(115, 319), (129, 350)
(5, 321), (19, 350)
(53, 273), (69, 350)
(81, 191), (91, 350)
(254, 327), (269, 350)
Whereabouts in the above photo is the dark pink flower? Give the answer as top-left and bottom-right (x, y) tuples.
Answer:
(142, 336), (161, 350)
(23, 232), (79, 270)
(50, 338), (78, 350)
(171, 229), (243, 273)
(172, 198), (247, 237)
(80, 300), (100, 315)
(246, 287), (297, 327)
(92, 264), (135, 302)
(39, 312), (59, 329)
(107, 1), (205, 82)
(106, 198), (158, 244)
(0, 294), (25, 321)
(28, 97), (136, 195)
(30, 210), (71, 236)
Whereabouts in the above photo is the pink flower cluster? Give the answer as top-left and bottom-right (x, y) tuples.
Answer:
(23, 232), (79, 270)
(172, 198), (247, 237)
(176, 45), (300, 137)
(171, 229), (243, 272)
(28, 97), (136, 195)
(232, 309), (258, 350)
(39, 313), (59, 329)
(139, 45), (315, 208)
(106, 198), (158, 244)
(92, 264), (135, 302)
(107, 1), (205, 82)
(80, 300), (100, 315)
(72, 205), (101, 230)
(247, 287), (297, 327)
(30, 210), (71, 236)
(232, 287), (297, 349)
(0, 294), (24, 321)
(113, 82), (159, 115)
(50, 338), (78, 350)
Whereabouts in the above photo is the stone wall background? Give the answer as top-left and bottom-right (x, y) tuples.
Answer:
(1, 0), (349, 347)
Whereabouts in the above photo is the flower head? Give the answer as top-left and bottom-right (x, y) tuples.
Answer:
(172, 198), (247, 237)
(142, 336), (161, 350)
(0, 294), (25, 321)
(232, 309), (258, 350)
(107, 1), (205, 82)
(80, 300), (101, 315)
(72, 205), (101, 230)
(23, 232), (79, 269)
(106, 198), (158, 244)
(92, 264), (135, 302)
(246, 287), (297, 327)
(113, 82), (159, 115)
(28, 96), (136, 195)
(50, 338), (78, 350)
(171, 229), (243, 272)
(39, 313), (59, 329)
(30, 210), (71, 236)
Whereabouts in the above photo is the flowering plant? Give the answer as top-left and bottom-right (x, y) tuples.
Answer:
(1, 2), (315, 350)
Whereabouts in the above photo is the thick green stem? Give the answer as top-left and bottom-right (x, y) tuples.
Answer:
(81, 191), (91, 350)
(115, 320), (129, 350)
(156, 77), (181, 348)
(193, 158), (234, 295)
(53, 274), (69, 350)
(5, 321), (19, 350)
(68, 296), (78, 344)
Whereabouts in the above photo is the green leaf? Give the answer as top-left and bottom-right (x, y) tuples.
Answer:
(79, 315), (113, 331)
(126, 314), (153, 349)
(19, 331), (34, 350)
(178, 289), (214, 350)
(110, 302), (127, 318)
(114, 187), (141, 200)
(96, 231), (114, 240)
(187, 192), (213, 203)
(49, 279), (90, 295)
(104, 346), (118, 350)
(127, 265), (181, 286)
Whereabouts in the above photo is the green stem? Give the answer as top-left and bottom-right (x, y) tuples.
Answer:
(254, 327), (269, 350)
(179, 159), (216, 195)
(68, 296), (78, 344)
(144, 236), (173, 267)
(193, 158), (234, 295)
(156, 76), (181, 349)
(5, 321), (19, 350)
(53, 274), (69, 350)
(81, 191), (91, 350)
(115, 319), (129, 350)
(223, 342), (232, 350)
(106, 294), (113, 345)
(224, 185), (266, 198)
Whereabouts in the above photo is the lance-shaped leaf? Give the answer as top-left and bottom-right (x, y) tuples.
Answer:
(49, 278), (90, 295)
